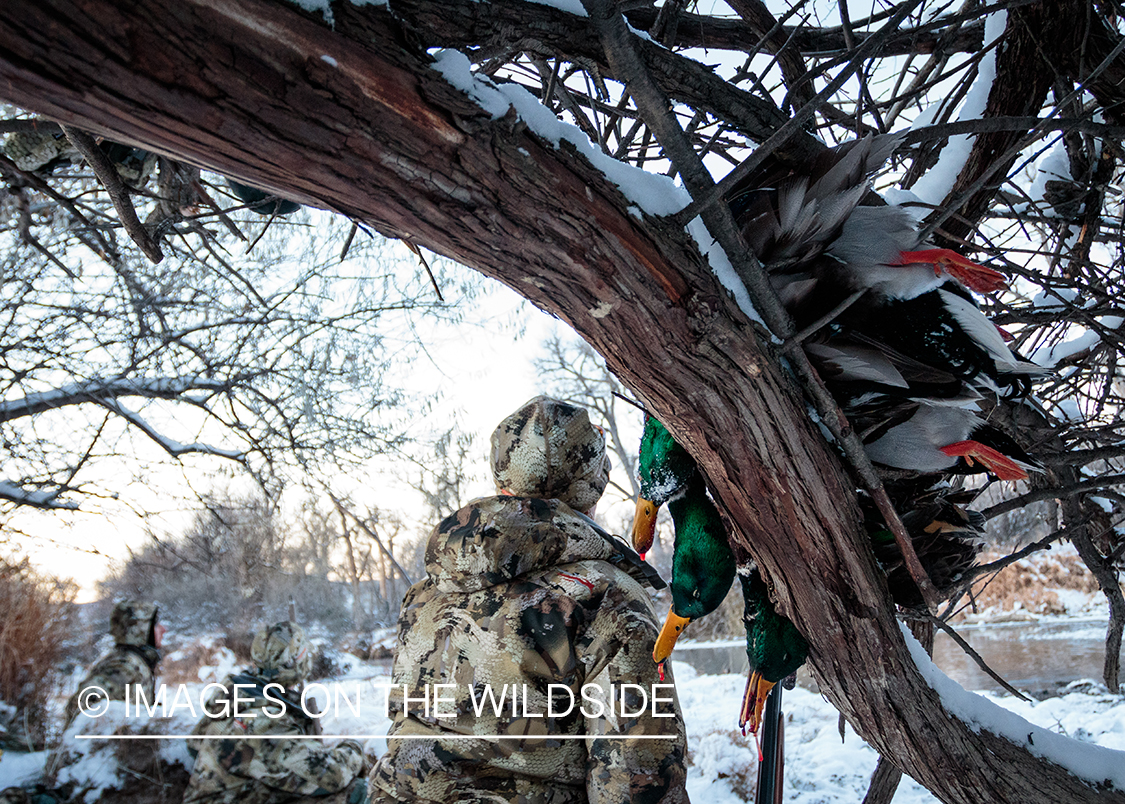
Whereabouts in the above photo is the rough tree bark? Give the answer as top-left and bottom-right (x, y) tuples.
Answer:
(0, 1), (1121, 802)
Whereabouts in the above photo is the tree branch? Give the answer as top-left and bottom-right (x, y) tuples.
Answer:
(1, 1), (1120, 798)
(59, 124), (163, 263)
(982, 473), (1125, 519)
(0, 377), (240, 425)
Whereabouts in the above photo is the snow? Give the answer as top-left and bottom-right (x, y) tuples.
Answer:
(4, 647), (1125, 803)
(49, 704), (198, 801)
(1028, 139), (1074, 210)
(195, 646), (240, 682)
(0, 480), (72, 508)
(1091, 496), (1114, 513)
(677, 656), (1125, 803)
(906, 11), (1007, 208)
(429, 49), (768, 331)
(0, 747), (46, 786)
(1033, 317), (1124, 367)
(525, 0), (588, 16)
(431, 47), (692, 210)
(285, 0), (335, 25)
(686, 217), (766, 329)
(320, 55), (338, 68)
(1031, 287), (1082, 310)
(0, 377), (233, 421)
(902, 623), (1125, 792)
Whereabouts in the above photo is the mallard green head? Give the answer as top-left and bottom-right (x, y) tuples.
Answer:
(633, 415), (699, 554)
(737, 565), (809, 734)
(634, 415), (737, 663)
(652, 471), (737, 662)
(667, 473), (737, 619)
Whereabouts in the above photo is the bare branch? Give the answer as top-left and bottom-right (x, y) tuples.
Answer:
(59, 125), (163, 262)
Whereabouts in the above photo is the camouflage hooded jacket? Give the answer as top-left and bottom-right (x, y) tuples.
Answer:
(183, 676), (364, 804)
(61, 601), (160, 731)
(368, 495), (690, 804)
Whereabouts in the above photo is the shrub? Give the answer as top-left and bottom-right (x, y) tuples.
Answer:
(0, 556), (77, 748)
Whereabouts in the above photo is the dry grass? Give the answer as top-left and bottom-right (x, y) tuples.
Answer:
(0, 556), (77, 748)
(955, 549), (1100, 620)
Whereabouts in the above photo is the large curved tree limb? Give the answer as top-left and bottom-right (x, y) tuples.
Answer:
(0, 1), (1122, 801)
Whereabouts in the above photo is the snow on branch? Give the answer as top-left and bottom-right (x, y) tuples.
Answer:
(0, 376), (248, 425)
(0, 480), (78, 510)
(94, 398), (245, 461)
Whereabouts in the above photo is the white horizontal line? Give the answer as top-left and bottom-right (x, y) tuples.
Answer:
(76, 734), (678, 741)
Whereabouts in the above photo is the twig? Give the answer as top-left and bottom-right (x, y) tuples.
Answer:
(671, 0), (926, 228)
(13, 186), (76, 277)
(0, 151), (120, 263)
(190, 177), (246, 241)
(918, 34), (1125, 241)
(581, 0), (942, 612)
(404, 242), (444, 302)
(244, 208), (280, 254)
(939, 520), (1086, 620)
(0, 118), (63, 135)
(782, 289), (867, 353)
(922, 614), (1032, 701)
(59, 125), (163, 263)
(340, 221), (359, 262)
(323, 487), (414, 585)
(901, 116), (1125, 145)
(981, 473), (1125, 519)
(611, 390), (646, 413)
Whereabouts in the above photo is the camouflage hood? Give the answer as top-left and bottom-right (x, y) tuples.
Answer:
(426, 495), (664, 594)
(110, 600), (158, 648)
(490, 395), (610, 512)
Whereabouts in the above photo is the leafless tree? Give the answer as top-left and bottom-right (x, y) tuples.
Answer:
(100, 492), (319, 626)
(414, 427), (481, 524)
(100, 489), (417, 628)
(535, 333), (641, 501)
(0, 106), (469, 519)
(296, 492), (416, 628)
(3, 1), (1125, 800)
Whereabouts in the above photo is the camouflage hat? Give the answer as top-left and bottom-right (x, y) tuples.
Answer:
(490, 395), (610, 512)
(110, 600), (158, 647)
(251, 621), (312, 686)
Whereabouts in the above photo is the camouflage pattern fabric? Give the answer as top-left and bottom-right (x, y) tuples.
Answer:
(183, 676), (364, 804)
(0, 787), (55, 804)
(250, 622), (313, 688)
(62, 601), (160, 730)
(367, 495), (690, 804)
(1, 131), (79, 172)
(491, 397), (611, 514)
(0, 787), (31, 804)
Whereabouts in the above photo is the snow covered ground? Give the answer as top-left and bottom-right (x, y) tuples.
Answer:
(6, 647), (1122, 802)
(675, 662), (1125, 803)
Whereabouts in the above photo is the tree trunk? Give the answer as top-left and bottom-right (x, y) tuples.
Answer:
(0, 2), (1121, 801)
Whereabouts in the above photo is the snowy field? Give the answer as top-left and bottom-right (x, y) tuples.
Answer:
(5, 645), (1124, 802)
(674, 663), (1125, 803)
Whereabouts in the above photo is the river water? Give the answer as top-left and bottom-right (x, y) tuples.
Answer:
(672, 619), (1120, 694)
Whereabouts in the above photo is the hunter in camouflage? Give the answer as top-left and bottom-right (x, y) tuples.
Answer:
(183, 621), (366, 804)
(61, 599), (163, 731)
(368, 396), (690, 804)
